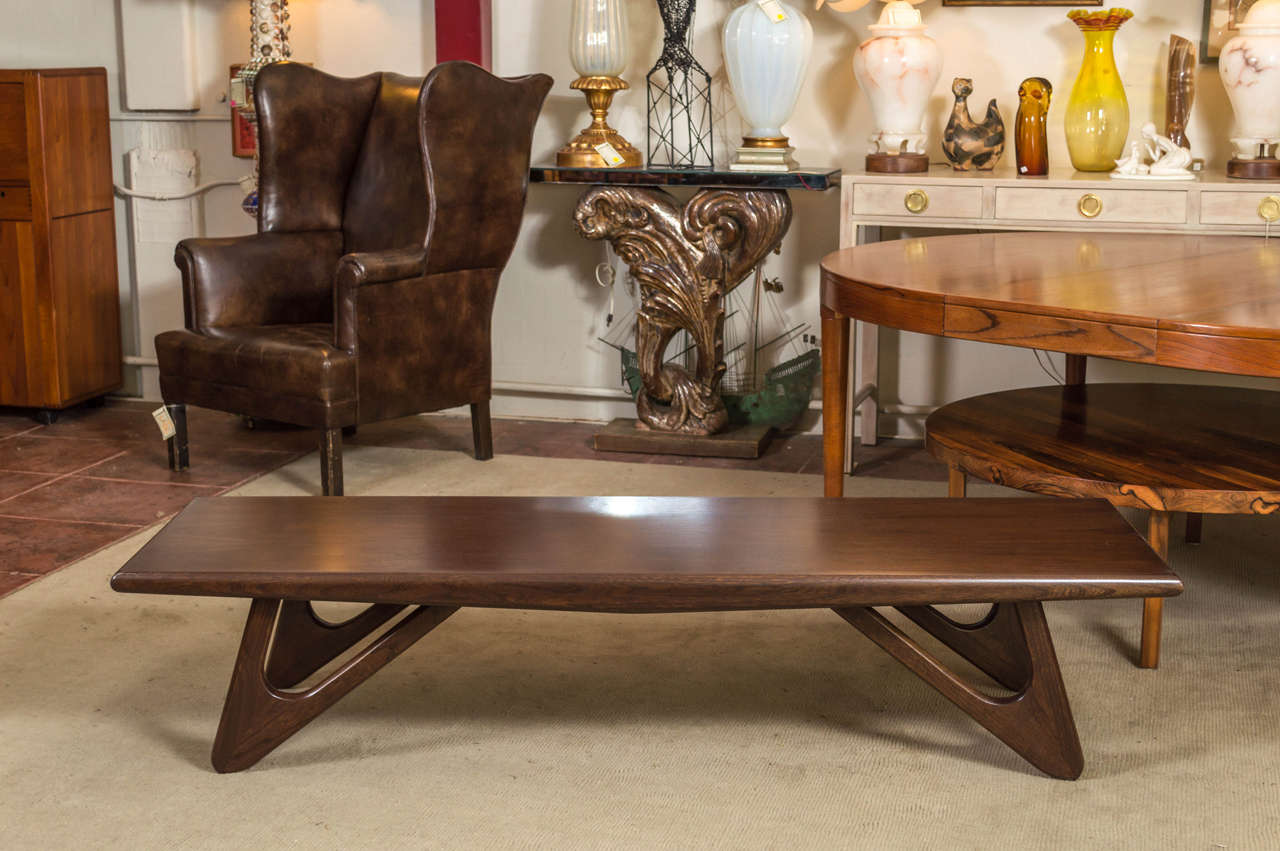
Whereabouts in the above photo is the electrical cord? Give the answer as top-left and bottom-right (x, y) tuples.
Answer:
(113, 177), (251, 202)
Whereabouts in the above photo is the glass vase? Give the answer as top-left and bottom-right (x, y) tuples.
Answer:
(1064, 8), (1133, 172)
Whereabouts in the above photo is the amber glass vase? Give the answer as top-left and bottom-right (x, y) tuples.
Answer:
(1065, 8), (1133, 172)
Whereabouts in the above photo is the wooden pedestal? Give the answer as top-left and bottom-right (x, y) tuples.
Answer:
(593, 418), (774, 459)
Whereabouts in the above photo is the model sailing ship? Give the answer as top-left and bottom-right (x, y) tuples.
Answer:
(599, 264), (820, 429)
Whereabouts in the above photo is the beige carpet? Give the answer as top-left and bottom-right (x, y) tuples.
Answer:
(2, 447), (1278, 848)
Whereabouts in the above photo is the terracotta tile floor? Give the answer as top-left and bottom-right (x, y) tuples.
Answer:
(0, 400), (941, 598)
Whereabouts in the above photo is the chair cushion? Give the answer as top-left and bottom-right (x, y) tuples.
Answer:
(156, 325), (357, 404)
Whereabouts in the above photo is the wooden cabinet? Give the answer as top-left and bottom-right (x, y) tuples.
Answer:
(0, 68), (121, 413)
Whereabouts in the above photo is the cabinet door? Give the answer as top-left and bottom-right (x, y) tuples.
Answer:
(50, 211), (122, 402)
(0, 220), (51, 406)
(40, 72), (113, 218)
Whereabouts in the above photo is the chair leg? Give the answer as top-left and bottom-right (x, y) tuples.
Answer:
(1140, 510), (1171, 669)
(471, 401), (494, 461)
(165, 403), (189, 471)
(320, 429), (343, 496)
(948, 466), (967, 498)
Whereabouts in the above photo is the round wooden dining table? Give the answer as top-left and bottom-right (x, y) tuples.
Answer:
(819, 232), (1280, 667)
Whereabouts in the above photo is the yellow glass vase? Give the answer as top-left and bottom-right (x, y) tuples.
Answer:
(1065, 8), (1133, 172)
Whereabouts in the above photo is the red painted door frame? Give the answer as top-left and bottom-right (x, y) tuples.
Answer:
(435, 0), (492, 69)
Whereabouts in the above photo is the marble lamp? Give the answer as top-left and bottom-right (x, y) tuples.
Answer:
(1221, 0), (1280, 179)
(849, 0), (940, 175)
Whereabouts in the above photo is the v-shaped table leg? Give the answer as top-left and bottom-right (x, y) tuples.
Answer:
(211, 598), (457, 773)
(834, 602), (1084, 780)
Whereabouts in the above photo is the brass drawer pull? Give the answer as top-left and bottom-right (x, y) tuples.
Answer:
(1259, 195), (1280, 223)
(1078, 193), (1103, 219)
(904, 189), (929, 214)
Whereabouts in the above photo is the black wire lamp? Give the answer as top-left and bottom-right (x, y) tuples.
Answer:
(646, 0), (714, 169)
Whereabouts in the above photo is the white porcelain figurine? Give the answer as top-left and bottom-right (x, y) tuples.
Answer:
(1111, 123), (1195, 181)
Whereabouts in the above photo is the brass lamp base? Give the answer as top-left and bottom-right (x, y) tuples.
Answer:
(556, 76), (643, 169)
(730, 135), (797, 172)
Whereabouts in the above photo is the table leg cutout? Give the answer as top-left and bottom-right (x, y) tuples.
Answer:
(265, 601), (408, 688)
(211, 599), (458, 773)
(896, 604), (1032, 691)
(834, 602), (1084, 780)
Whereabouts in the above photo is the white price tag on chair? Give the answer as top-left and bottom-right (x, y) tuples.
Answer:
(594, 142), (627, 168)
(757, 0), (787, 22)
(152, 406), (177, 440)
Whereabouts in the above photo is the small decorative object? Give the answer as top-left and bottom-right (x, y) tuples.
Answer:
(723, 0), (814, 172)
(232, 0), (292, 216)
(1166, 35), (1196, 148)
(852, 0), (941, 175)
(1220, 0), (1280, 179)
(557, 0), (643, 169)
(229, 64), (257, 158)
(1065, 7), (1133, 172)
(647, 0), (714, 169)
(1015, 77), (1053, 176)
(1110, 122), (1195, 180)
(942, 78), (1005, 171)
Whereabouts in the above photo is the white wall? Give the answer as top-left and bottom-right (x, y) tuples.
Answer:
(3, 0), (1272, 432)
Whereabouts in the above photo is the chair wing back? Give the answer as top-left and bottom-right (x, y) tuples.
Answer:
(419, 62), (553, 275)
(255, 63), (380, 234)
(342, 73), (429, 254)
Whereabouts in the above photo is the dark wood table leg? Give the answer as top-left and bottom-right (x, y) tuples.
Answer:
(1185, 512), (1203, 544)
(1140, 510), (1171, 669)
(822, 307), (850, 498)
(211, 598), (457, 773)
(835, 601), (1084, 780)
(1065, 354), (1087, 386)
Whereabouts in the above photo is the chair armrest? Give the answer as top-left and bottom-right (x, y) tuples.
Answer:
(336, 248), (427, 288)
(334, 249), (428, 353)
(175, 231), (343, 330)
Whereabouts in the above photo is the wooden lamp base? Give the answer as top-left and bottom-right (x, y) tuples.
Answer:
(867, 152), (929, 174)
(1227, 158), (1280, 180)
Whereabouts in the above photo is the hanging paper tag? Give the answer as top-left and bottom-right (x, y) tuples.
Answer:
(594, 142), (627, 168)
(151, 406), (177, 440)
(757, 0), (787, 22)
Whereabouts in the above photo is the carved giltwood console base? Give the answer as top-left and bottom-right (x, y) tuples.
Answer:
(573, 186), (791, 435)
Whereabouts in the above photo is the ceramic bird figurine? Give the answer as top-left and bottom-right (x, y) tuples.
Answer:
(942, 77), (1005, 171)
(1015, 77), (1053, 176)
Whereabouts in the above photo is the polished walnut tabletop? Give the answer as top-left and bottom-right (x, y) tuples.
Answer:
(110, 496), (1179, 611)
(821, 232), (1280, 377)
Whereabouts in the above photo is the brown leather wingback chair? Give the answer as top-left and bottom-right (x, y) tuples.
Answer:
(155, 61), (552, 495)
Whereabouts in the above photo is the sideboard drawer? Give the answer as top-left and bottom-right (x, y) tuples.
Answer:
(1200, 191), (1280, 226)
(852, 183), (983, 220)
(0, 184), (32, 220)
(996, 187), (1188, 225)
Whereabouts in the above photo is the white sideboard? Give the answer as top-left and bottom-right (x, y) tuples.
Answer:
(839, 164), (1280, 460)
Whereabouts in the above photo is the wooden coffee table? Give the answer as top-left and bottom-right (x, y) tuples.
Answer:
(821, 232), (1280, 668)
(112, 496), (1180, 778)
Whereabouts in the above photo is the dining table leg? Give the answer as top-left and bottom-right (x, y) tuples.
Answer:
(822, 307), (850, 498)
(1141, 510), (1171, 669)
